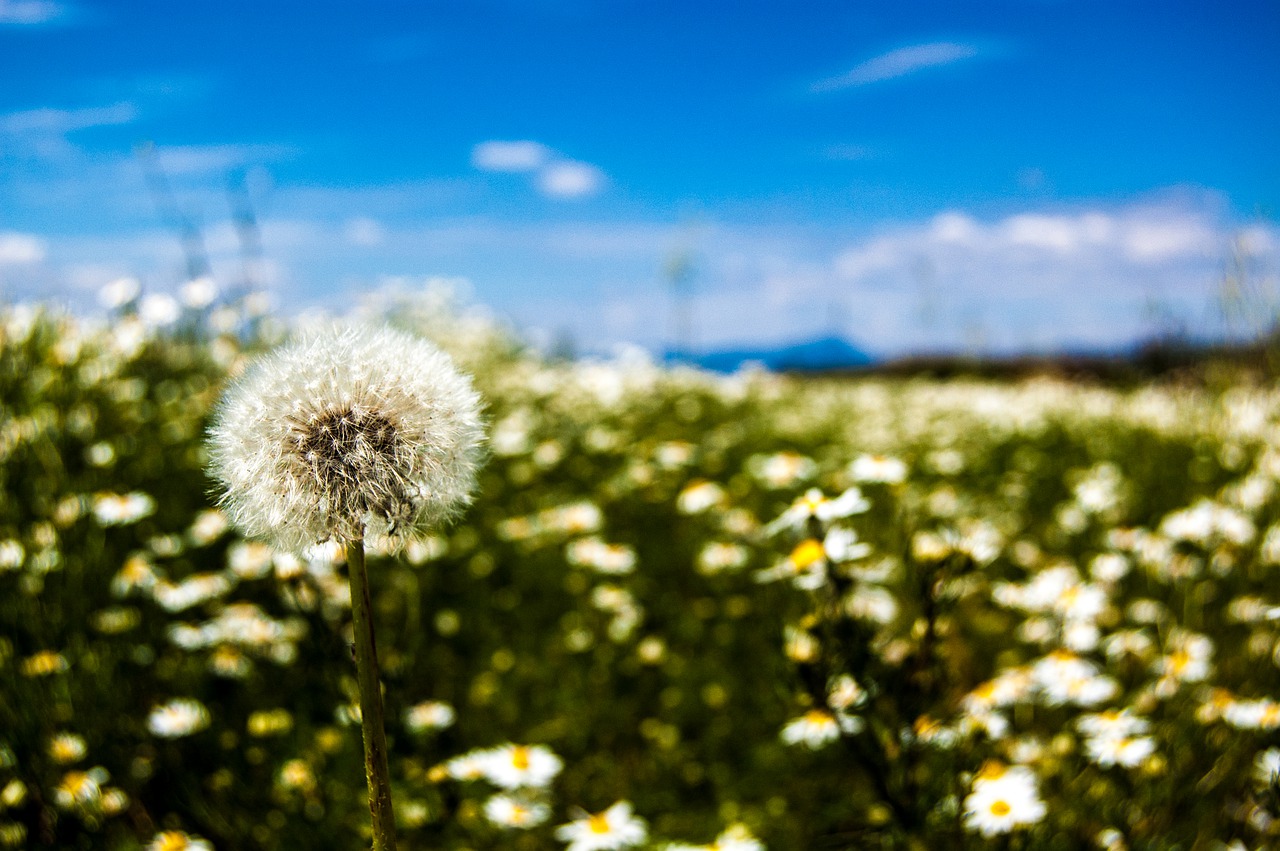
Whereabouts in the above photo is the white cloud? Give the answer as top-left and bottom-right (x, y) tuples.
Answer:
(537, 161), (605, 199)
(0, 232), (45, 264)
(471, 140), (551, 172)
(825, 201), (1266, 352)
(838, 207), (1217, 269)
(345, 217), (386, 247)
(471, 140), (608, 199)
(3, 181), (1270, 359)
(148, 143), (292, 176)
(813, 42), (979, 91)
(0, 102), (137, 135)
(0, 0), (62, 24)
(1120, 219), (1216, 264)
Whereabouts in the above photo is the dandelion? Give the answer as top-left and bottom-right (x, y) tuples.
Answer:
(555, 800), (648, 851)
(208, 324), (485, 851)
(207, 323), (484, 553)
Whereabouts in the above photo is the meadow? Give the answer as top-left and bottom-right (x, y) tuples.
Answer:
(1, 287), (1278, 850)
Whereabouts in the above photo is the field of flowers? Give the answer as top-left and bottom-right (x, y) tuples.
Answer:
(2, 288), (1279, 850)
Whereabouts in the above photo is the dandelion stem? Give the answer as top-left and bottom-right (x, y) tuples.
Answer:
(346, 536), (398, 850)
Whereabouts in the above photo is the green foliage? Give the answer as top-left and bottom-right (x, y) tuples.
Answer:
(1, 299), (1278, 850)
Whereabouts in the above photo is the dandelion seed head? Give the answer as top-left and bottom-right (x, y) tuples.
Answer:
(208, 324), (486, 552)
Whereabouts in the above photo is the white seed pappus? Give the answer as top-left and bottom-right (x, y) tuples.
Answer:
(208, 324), (485, 553)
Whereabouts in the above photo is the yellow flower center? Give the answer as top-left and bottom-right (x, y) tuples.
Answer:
(155, 833), (190, 851)
(976, 760), (1007, 781)
(803, 709), (833, 725)
(511, 746), (531, 771)
(989, 799), (1011, 817)
(913, 715), (940, 736)
(588, 812), (611, 834)
(790, 539), (826, 570)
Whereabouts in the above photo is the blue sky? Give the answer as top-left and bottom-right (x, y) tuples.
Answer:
(1, 0), (1277, 356)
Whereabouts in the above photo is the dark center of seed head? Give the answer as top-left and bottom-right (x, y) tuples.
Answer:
(296, 407), (411, 527)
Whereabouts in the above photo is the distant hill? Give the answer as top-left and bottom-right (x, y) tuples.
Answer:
(669, 335), (876, 373)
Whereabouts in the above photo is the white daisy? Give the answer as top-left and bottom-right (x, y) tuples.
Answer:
(147, 698), (211, 738)
(403, 700), (455, 734)
(483, 793), (552, 829)
(1254, 747), (1280, 787)
(848, 454), (908, 484)
(766, 487), (870, 534)
(477, 743), (564, 790)
(667, 822), (765, 851)
(780, 708), (862, 749)
(962, 763), (1047, 837)
(1084, 734), (1157, 769)
(555, 800), (648, 851)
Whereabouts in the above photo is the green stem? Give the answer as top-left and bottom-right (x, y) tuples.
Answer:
(346, 537), (398, 851)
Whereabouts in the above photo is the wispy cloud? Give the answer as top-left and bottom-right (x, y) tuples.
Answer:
(0, 0), (63, 25)
(472, 139), (607, 199)
(2, 164), (1267, 358)
(0, 232), (46, 264)
(145, 143), (293, 176)
(471, 140), (551, 172)
(537, 161), (605, 199)
(344, 217), (386, 247)
(813, 42), (978, 92)
(0, 102), (137, 135)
